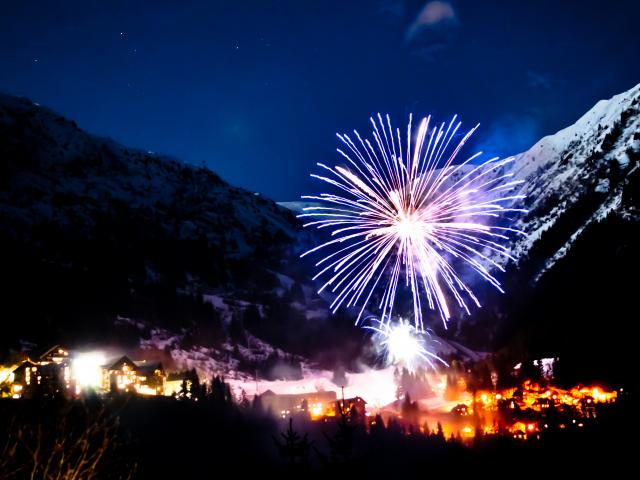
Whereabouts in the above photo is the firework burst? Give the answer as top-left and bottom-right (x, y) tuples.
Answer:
(300, 114), (525, 331)
(365, 318), (447, 372)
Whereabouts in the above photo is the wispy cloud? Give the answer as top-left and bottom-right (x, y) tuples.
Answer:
(406, 1), (458, 40)
(405, 1), (459, 60)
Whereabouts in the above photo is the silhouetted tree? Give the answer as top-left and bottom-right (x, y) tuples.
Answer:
(273, 418), (312, 467)
(252, 394), (263, 413)
(239, 389), (250, 409)
(323, 406), (355, 464)
(401, 393), (420, 429)
(179, 379), (189, 400)
(370, 414), (386, 436)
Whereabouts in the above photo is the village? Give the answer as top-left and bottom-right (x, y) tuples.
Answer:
(0, 345), (173, 398)
(0, 345), (372, 420)
(257, 377), (620, 441)
(0, 344), (621, 442)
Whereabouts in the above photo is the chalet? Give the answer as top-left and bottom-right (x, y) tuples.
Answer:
(2, 345), (72, 398)
(2, 346), (169, 398)
(260, 390), (338, 418)
(337, 396), (367, 421)
(451, 404), (470, 416)
(133, 361), (166, 395)
(39, 345), (70, 365)
(164, 371), (199, 398)
(534, 397), (554, 411)
(102, 356), (165, 395)
(7, 360), (39, 398)
(37, 345), (71, 391)
(165, 375), (187, 398)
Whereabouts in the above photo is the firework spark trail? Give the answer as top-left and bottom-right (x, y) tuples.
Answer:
(364, 318), (447, 372)
(300, 114), (526, 331)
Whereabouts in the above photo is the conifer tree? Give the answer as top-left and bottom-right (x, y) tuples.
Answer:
(273, 418), (312, 466)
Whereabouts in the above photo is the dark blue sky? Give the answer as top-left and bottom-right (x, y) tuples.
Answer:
(1, 0), (638, 200)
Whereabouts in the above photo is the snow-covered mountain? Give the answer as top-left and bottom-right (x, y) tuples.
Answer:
(497, 83), (639, 280)
(281, 84), (639, 286)
(1, 83), (638, 382)
(451, 83), (638, 378)
(0, 92), (495, 376)
(0, 93), (302, 257)
(0, 92), (330, 372)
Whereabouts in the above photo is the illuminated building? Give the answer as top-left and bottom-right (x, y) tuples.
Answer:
(7, 360), (39, 398)
(259, 390), (338, 419)
(336, 396), (367, 421)
(2, 345), (169, 398)
(2, 345), (72, 398)
(165, 379), (189, 398)
(72, 351), (107, 392)
(102, 356), (166, 395)
(39, 345), (70, 365)
(451, 404), (470, 416)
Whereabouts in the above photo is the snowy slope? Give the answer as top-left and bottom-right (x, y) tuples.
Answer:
(2, 83), (638, 375)
(0, 92), (326, 367)
(500, 83), (640, 275)
(0, 93), (302, 257)
(279, 83), (639, 284)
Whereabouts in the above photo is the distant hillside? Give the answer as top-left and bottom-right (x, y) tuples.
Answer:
(1, 84), (638, 387)
(451, 84), (640, 388)
(0, 93), (364, 374)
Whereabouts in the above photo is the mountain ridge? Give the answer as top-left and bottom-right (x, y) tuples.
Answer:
(1, 85), (638, 383)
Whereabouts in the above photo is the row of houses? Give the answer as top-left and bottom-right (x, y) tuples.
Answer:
(1, 345), (371, 424)
(259, 389), (367, 421)
(0, 345), (169, 398)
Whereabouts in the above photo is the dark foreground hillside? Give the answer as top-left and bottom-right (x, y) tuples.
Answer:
(0, 390), (633, 478)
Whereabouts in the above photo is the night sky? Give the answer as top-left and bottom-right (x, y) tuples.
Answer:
(1, 0), (639, 200)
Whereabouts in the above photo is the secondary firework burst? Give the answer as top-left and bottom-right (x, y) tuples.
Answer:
(300, 114), (525, 331)
(365, 318), (447, 372)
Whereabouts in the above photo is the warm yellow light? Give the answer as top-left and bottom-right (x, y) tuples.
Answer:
(0, 367), (16, 384)
(135, 385), (159, 396)
(72, 352), (106, 389)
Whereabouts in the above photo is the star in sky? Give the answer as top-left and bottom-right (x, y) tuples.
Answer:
(0, 0), (638, 201)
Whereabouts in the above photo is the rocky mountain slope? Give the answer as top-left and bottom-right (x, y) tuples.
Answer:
(1, 82), (637, 385)
(499, 83), (639, 279)
(452, 84), (639, 386)
(0, 93), (339, 375)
